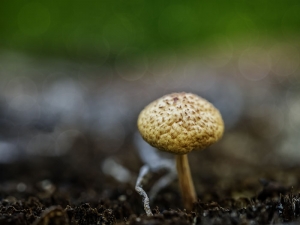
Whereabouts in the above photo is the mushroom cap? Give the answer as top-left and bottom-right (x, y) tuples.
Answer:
(137, 92), (224, 154)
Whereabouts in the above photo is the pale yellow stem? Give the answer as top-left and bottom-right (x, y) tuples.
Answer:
(176, 154), (197, 210)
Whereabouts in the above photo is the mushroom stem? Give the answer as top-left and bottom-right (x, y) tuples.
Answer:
(176, 154), (197, 210)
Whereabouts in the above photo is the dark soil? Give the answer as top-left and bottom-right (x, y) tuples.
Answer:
(1, 131), (300, 225)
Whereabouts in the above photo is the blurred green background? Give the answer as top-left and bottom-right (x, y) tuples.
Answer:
(0, 1), (300, 61)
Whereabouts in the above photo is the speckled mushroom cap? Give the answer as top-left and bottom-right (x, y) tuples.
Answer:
(137, 92), (224, 154)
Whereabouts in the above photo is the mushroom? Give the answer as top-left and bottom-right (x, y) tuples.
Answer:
(137, 92), (224, 210)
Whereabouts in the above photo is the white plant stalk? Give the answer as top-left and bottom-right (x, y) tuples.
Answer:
(134, 133), (176, 215)
(135, 165), (153, 216)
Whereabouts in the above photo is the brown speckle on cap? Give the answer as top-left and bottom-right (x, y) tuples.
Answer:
(137, 92), (224, 154)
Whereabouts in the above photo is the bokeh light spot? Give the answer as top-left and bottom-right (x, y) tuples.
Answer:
(202, 35), (233, 68)
(269, 43), (299, 82)
(151, 51), (188, 89)
(238, 47), (271, 81)
(115, 47), (148, 81)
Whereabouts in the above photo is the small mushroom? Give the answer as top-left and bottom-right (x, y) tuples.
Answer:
(137, 92), (224, 210)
